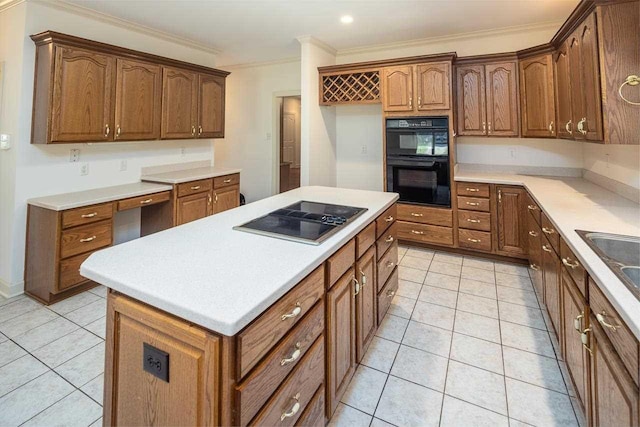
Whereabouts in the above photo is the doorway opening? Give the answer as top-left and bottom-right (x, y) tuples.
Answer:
(278, 96), (301, 193)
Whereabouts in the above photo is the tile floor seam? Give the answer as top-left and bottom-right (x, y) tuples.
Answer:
(441, 392), (513, 420)
(438, 289), (459, 427)
(43, 302), (107, 341)
(496, 288), (511, 421)
(55, 341), (106, 388)
(0, 369), (74, 415)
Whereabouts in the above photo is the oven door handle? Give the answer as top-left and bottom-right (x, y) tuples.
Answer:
(387, 160), (437, 168)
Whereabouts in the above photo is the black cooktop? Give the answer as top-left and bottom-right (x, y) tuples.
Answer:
(233, 201), (367, 245)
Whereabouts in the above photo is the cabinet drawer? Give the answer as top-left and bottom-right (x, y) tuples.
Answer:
(541, 212), (560, 254)
(458, 229), (492, 252)
(237, 301), (324, 426)
(214, 173), (240, 188)
(458, 210), (491, 232)
(295, 385), (324, 427)
(457, 182), (490, 198)
(58, 251), (92, 292)
(377, 241), (398, 292)
(237, 266), (324, 380)
(60, 220), (112, 259)
(457, 196), (490, 212)
(376, 204), (397, 238)
(560, 238), (586, 298)
(249, 337), (324, 427)
(376, 222), (397, 261)
(62, 203), (113, 229)
(397, 204), (452, 227)
(177, 179), (213, 197)
(377, 268), (399, 325)
(117, 191), (171, 211)
(326, 239), (356, 289)
(589, 279), (639, 385)
(356, 222), (376, 259)
(397, 221), (453, 246)
(526, 193), (541, 225)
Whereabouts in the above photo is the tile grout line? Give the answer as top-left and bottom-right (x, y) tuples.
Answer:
(438, 278), (460, 427)
(496, 267), (511, 421)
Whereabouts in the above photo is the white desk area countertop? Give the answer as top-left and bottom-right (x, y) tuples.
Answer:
(141, 166), (242, 184)
(455, 165), (640, 339)
(81, 186), (399, 336)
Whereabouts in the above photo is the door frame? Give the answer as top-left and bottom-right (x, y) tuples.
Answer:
(272, 90), (301, 195)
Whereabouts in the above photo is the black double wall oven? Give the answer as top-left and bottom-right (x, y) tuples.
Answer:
(386, 117), (450, 208)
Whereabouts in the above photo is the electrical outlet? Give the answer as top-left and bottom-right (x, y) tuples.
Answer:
(0, 134), (11, 150)
(509, 148), (518, 159)
(361, 144), (368, 155)
(180, 147), (186, 156)
(70, 149), (80, 162)
(80, 163), (89, 176)
(605, 153), (610, 168)
(120, 159), (127, 171)
(143, 343), (169, 382)
(266, 132), (272, 140)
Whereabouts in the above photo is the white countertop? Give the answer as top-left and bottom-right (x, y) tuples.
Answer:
(455, 165), (640, 339)
(81, 186), (398, 336)
(28, 182), (173, 211)
(142, 166), (242, 184)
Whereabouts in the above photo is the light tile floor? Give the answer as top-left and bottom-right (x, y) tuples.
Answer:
(0, 246), (585, 427)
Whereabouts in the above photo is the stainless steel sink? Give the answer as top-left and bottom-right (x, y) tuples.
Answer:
(578, 231), (640, 299)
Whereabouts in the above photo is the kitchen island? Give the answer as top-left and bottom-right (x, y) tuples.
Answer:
(81, 186), (399, 426)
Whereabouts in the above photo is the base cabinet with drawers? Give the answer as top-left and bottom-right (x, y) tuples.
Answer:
(171, 173), (240, 226)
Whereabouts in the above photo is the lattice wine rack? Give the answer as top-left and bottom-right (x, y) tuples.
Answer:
(320, 70), (381, 105)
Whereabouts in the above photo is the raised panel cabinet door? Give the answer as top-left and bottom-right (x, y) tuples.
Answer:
(212, 185), (239, 214)
(355, 247), (376, 363)
(51, 46), (115, 143)
(554, 41), (574, 139)
(496, 186), (527, 258)
(326, 269), (356, 418)
(542, 238), (561, 341)
(527, 212), (544, 301)
(456, 65), (486, 135)
(198, 74), (225, 138)
(161, 67), (198, 139)
(578, 13), (604, 142)
(520, 54), (556, 138)
(416, 62), (451, 110)
(589, 320), (639, 427)
(568, 34), (585, 141)
(114, 59), (162, 141)
(485, 62), (519, 136)
(176, 192), (211, 226)
(382, 65), (414, 112)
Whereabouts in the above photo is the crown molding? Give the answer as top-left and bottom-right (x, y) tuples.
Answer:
(221, 56), (300, 70)
(30, 0), (222, 55)
(296, 35), (337, 56)
(0, 0), (25, 13)
(336, 20), (564, 57)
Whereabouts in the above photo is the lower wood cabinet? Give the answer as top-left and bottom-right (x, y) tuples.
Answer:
(171, 174), (240, 226)
(542, 236), (562, 340)
(213, 185), (240, 214)
(355, 246), (377, 362)
(527, 211), (544, 300)
(176, 191), (211, 225)
(496, 185), (527, 258)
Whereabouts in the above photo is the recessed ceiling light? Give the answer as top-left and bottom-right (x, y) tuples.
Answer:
(340, 15), (354, 24)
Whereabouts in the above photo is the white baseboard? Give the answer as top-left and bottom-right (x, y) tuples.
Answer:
(0, 278), (24, 299)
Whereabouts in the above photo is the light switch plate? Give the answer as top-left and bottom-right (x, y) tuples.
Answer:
(0, 134), (10, 150)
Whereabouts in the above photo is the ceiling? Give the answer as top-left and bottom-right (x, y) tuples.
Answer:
(65, 0), (580, 66)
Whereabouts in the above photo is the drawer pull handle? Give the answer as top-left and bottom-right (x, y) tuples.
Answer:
(140, 199), (153, 205)
(81, 212), (98, 218)
(223, 178), (232, 183)
(542, 227), (555, 234)
(581, 328), (592, 354)
(385, 235), (394, 243)
(386, 261), (395, 268)
(410, 230), (424, 235)
(387, 290), (395, 298)
(80, 235), (97, 243)
(562, 258), (580, 269)
(280, 343), (301, 366)
(281, 303), (301, 321)
(198, 125), (203, 136)
(465, 188), (480, 192)
(529, 264), (540, 271)
(528, 231), (539, 237)
(190, 185), (201, 190)
(542, 244), (553, 253)
(385, 216), (394, 223)
(574, 313), (583, 333)
(596, 311), (619, 331)
(353, 276), (361, 297)
(280, 393), (301, 421)
(191, 126), (196, 136)
(527, 204), (538, 211)
(466, 219), (481, 223)
(410, 212), (423, 217)
(466, 202), (480, 207)
(467, 238), (481, 243)
(360, 269), (367, 286)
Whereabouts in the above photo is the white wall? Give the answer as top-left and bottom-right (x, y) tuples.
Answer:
(583, 143), (640, 190)
(0, 1), (220, 296)
(214, 60), (301, 202)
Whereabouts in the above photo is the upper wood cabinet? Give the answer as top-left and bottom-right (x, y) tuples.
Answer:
(496, 185), (527, 258)
(576, 13), (603, 142)
(114, 59), (162, 141)
(383, 62), (451, 112)
(456, 65), (486, 135)
(519, 54), (556, 138)
(30, 31), (229, 144)
(554, 40), (573, 139)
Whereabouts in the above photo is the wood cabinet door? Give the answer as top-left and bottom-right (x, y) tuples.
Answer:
(561, 269), (589, 412)
(542, 238), (561, 340)
(527, 212), (544, 301)
(416, 62), (451, 111)
(212, 185), (239, 214)
(485, 62), (519, 136)
(496, 186), (527, 258)
(51, 46), (115, 143)
(382, 66), (414, 112)
(578, 13), (603, 142)
(554, 41), (574, 139)
(520, 54), (556, 138)
(161, 67), (197, 139)
(176, 192), (211, 226)
(589, 320), (639, 427)
(568, 34), (585, 141)
(198, 74), (225, 138)
(326, 269), (356, 418)
(355, 247), (376, 363)
(456, 65), (486, 135)
(114, 59), (161, 141)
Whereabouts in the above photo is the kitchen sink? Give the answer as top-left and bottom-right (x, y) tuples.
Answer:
(578, 231), (640, 300)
